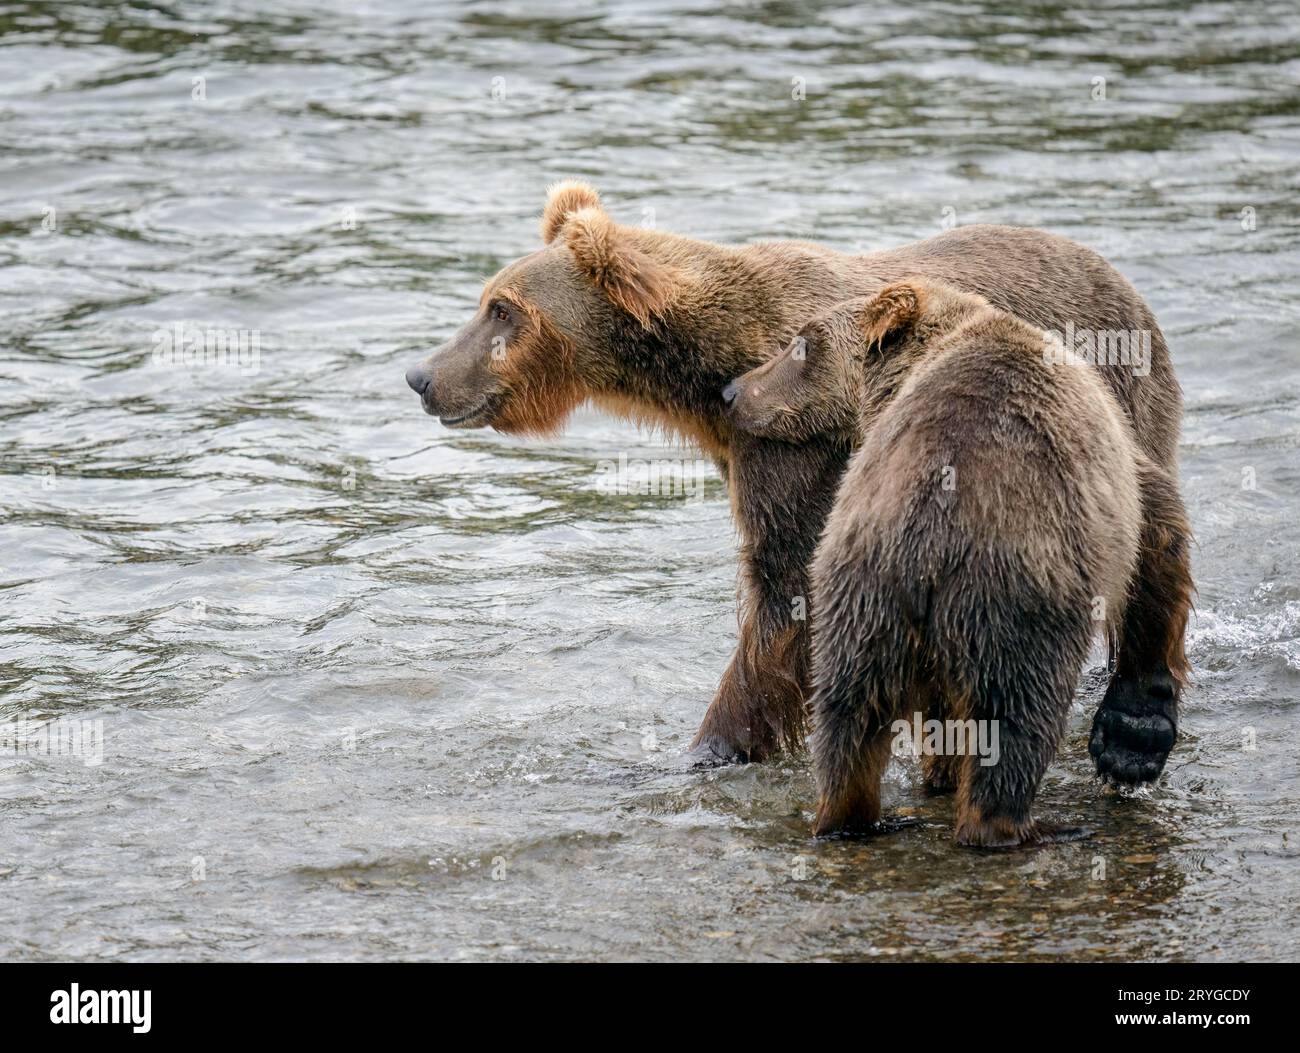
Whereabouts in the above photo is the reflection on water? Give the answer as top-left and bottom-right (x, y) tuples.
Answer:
(0, 0), (1297, 961)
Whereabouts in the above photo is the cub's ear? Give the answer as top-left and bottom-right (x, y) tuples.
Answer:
(540, 180), (602, 244)
(563, 207), (680, 327)
(855, 282), (924, 350)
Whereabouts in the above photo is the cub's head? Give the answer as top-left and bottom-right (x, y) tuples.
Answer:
(404, 181), (686, 435)
(722, 279), (990, 441)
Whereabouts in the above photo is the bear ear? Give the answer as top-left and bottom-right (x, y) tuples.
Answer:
(563, 207), (679, 327)
(855, 282), (924, 351)
(540, 180), (602, 244)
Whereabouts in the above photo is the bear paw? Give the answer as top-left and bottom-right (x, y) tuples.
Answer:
(956, 818), (1092, 849)
(683, 737), (749, 768)
(1089, 671), (1178, 785)
(812, 814), (920, 839)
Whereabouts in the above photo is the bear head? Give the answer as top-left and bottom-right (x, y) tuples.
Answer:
(722, 279), (993, 442)
(405, 181), (690, 436)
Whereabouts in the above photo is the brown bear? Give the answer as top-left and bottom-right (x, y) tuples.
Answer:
(404, 182), (1191, 786)
(725, 280), (1187, 845)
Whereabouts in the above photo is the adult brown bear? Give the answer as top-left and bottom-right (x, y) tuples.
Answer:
(725, 281), (1187, 845)
(404, 182), (1190, 785)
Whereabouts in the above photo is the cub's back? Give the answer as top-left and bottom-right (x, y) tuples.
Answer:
(824, 310), (1142, 620)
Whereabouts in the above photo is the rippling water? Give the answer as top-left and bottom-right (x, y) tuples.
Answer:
(1, 0), (1298, 961)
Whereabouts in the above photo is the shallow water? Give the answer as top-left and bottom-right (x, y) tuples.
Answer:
(1, 0), (1298, 962)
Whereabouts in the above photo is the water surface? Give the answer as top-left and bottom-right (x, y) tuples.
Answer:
(1, 0), (1298, 961)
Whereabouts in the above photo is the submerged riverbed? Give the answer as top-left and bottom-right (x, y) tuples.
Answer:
(1, 0), (1297, 961)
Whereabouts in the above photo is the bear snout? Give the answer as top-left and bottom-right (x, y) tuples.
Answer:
(405, 364), (431, 397)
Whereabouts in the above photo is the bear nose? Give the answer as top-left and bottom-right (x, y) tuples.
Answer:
(721, 380), (740, 407)
(406, 365), (431, 397)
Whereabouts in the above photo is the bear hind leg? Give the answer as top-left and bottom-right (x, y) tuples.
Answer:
(952, 632), (1090, 848)
(809, 592), (915, 837)
(812, 727), (895, 836)
(1090, 461), (1192, 786)
(923, 752), (962, 796)
(918, 685), (961, 795)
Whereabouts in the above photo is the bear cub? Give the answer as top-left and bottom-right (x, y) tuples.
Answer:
(725, 279), (1163, 847)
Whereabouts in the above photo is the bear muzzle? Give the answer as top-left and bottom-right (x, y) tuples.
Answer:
(405, 363), (444, 418)
(404, 359), (502, 428)
(405, 365), (431, 397)
(721, 376), (774, 433)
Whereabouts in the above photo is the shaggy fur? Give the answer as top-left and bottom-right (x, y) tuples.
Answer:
(729, 282), (1153, 845)
(405, 184), (1191, 782)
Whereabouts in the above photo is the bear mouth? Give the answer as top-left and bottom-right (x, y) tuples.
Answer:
(438, 396), (497, 428)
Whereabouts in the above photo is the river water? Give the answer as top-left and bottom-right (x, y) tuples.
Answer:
(1, 0), (1297, 961)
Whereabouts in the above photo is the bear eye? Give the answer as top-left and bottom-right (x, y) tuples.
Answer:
(493, 303), (511, 323)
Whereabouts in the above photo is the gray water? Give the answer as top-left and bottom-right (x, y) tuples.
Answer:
(1, 0), (1298, 962)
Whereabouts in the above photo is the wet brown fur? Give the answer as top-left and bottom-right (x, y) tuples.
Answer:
(408, 183), (1192, 777)
(731, 282), (1149, 844)
(486, 289), (584, 436)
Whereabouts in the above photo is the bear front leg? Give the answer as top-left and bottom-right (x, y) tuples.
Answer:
(687, 434), (851, 766)
(1090, 463), (1192, 785)
(687, 610), (805, 765)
